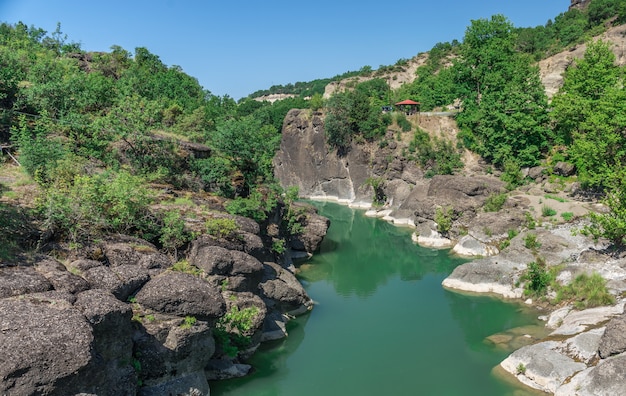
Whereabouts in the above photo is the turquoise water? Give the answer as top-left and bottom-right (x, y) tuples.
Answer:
(211, 202), (542, 396)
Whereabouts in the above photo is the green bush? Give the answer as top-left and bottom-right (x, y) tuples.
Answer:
(159, 210), (192, 257)
(523, 233), (541, 250)
(561, 212), (574, 222)
(542, 205), (557, 217)
(522, 257), (553, 296)
(170, 259), (203, 277)
(484, 193), (507, 212)
(205, 217), (239, 239)
(435, 206), (453, 235)
(395, 113), (412, 132)
(554, 272), (615, 309)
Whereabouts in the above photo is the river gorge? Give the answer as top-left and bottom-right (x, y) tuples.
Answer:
(212, 202), (546, 395)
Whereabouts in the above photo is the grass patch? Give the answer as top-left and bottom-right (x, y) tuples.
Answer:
(544, 194), (568, 203)
(555, 272), (615, 309)
(170, 259), (203, 277)
(523, 233), (541, 250)
(484, 192), (507, 212)
(561, 212), (574, 222)
(542, 205), (557, 217)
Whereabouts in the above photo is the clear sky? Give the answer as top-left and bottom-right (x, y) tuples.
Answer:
(1, 0), (570, 99)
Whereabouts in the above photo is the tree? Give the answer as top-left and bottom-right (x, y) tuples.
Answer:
(454, 15), (551, 167)
(551, 40), (626, 188)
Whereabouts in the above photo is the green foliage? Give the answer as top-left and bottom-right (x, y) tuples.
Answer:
(159, 211), (192, 257)
(272, 239), (286, 255)
(215, 306), (260, 357)
(551, 40), (626, 189)
(225, 185), (280, 223)
(542, 205), (557, 217)
(522, 257), (553, 296)
(407, 129), (463, 176)
(309, 93), (324, 110)
(38, 170), (155, 243)
(170, 259), (203, 277)
(454, 15), (551, 168)
(205, 217), (239, 239)
(324, 80), (391, 149)
(524, 212), (537, 230)
(180, 315), (197, 329)
(516, 363), (526, 375)
(582, 173), (626, 247)
(434, 206), (454, 235)
(395, 113), (412, 132)
(364, 177), (386, 206)
(555, 272), (615, 309)
(523, 233), (541, 250)
(484, 193), (507, 212)
(561, 212), (574, 222)
(544, 194), (567, 203)
(500, 160), (524, 190)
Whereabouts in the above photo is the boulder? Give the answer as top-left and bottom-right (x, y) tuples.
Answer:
(101, 236), (172, 270)
(0, 266), (53, 298)
(74, 289), (137, 394)
(556, 354), (626, 396)
(135, 272), (225, 321)
(553, 161), (576, 177)
(289, 204), (330, 256)
(133, 316), (214, 393)
(34, 256), (90, 294)
(0, 298), (95, 395)
(81, 264), (150, 301)
(500, 341), (587, 393)
(259, 262), (313, 315)
(188, 245), (264, 292)
(598, 311), (626, 358)
(189, 233), (270, 264)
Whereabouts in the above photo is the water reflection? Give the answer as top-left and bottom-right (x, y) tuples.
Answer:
(302, 201), (465, 297)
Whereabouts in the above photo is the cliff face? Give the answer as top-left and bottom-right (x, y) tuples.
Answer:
(273, 109), (426, 207)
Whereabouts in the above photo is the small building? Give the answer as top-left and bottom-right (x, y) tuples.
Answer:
(395, 99), (420, 115)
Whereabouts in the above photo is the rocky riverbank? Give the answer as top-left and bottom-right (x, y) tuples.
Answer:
(273, 108), (626, 395)
(0, 200), (329, 395)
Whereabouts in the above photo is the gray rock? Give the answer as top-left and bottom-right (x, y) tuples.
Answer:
(0, 266), (53, 298)
(82, 264), (150, 301)
(598, 311), (626, 358)
(138, 371), (209, 396)
(0, 298), (94, 395)
(553, 161), (576, 177)
(500, 341), (587, 393)
(205, 359), (252, 380)
(556, 354), (626, 396)
(34, 256), (90, 294)
(133, 317), (214, 391)
(259, 262), (313, 315)
(102, 237), (172, 270)
(188, 245), (264, 292)
(135, 272), (225, 320)
(289, 204), (330, 256)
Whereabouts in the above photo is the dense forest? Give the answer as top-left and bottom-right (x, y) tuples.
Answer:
(1, 0), (626, 261)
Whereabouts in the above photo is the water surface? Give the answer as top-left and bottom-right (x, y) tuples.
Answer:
(212, 202), (543, 396)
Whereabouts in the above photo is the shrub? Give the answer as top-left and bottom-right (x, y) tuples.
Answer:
(524, 212), (536, 230)
(170, 259), (203, 277)
(214, 306), (260, 357)
(159, 210), (192, 258)
(484, 193), (507, 212)
(395, 113), (412, 132)
(205, 217), (239, 239)
(522, 257), (553, 296)
(435, 206), (454, 235)
(555, 272), (615, 309)
(523, 233), (541, 250)
(542, 205), (557, 217)
(561, 212), (574, 222)
(180, 315), (197, 329)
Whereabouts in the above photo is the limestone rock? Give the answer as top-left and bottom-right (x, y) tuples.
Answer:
(135, 272), (226, 320)
(500, 341), (587, 393)
(598, 311), (626, 359)
(556, 354), (626, 396)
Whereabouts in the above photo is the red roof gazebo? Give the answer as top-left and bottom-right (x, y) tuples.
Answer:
(395, 99), (420, 115)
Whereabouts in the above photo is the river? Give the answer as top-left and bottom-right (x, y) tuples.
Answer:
(211, 201), (545, 395)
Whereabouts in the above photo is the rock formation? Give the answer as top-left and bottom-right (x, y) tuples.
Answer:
(0, 207), (328, 395)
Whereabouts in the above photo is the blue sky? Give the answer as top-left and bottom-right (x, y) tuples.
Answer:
(1, 0), (570, 99)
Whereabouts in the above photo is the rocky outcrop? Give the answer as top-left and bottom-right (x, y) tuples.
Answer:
(0, 202), (323, 395)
